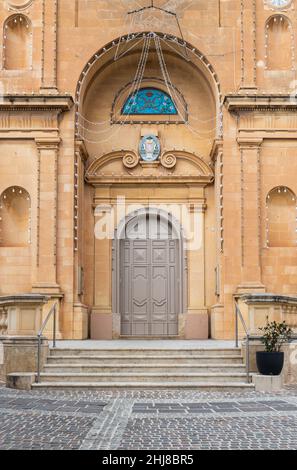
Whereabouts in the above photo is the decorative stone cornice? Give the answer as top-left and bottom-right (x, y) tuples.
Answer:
(0, 294), (50, 307)
(239, 293), (297, 306)
(88, 175), (213, 186)
(85, 150), (214, 187)
(0, 95), (73, 112)
(225, 94), (297, 113)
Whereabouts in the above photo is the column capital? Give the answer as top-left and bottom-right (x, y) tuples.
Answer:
(237, 137), (263, 149)
(75, 139), (89, 163)
(35, 137), (61, 150)
(210, 139), (223, 164)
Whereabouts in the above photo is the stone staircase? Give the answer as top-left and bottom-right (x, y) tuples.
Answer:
(32, 345), (255, 391)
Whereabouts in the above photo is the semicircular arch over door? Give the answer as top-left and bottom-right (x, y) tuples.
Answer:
(114, 209), (185, 337)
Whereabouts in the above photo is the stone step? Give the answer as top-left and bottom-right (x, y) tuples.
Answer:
(47, 354), (244, 365)
(38, 372), (248, 383)
(43, 364), (246, 374)
(49, 348), (242, 357)
(32, 381), (255, 391)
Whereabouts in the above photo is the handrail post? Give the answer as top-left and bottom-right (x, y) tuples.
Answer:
(53, 305), (56, 349)
(234, 299), (251, 384)
(235, 303), (239, 348)
(246, 333), (250, 384)
(37, 334), (41, 384)
(36, 301), (58, 383)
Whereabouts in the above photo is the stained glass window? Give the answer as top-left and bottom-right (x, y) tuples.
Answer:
(122, 88), (178, 115)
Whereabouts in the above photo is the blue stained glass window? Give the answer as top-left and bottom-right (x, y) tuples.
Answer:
(122, 87), (178, 115)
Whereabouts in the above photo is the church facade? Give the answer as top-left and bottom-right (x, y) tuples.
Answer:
(1, 0), (297, 341)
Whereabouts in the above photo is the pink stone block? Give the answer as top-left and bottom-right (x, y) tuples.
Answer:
(91, 313), (113, 340)
(185, 314), (209, 340)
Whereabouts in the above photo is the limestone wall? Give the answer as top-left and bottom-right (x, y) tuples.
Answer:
(0, 2), (297, 338)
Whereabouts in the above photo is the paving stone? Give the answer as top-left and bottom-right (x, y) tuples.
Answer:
(0, 384), (297, 449)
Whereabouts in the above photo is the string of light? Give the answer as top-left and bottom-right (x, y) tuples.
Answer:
(155, 35), (217, 139)
(77, 36), (153, 143)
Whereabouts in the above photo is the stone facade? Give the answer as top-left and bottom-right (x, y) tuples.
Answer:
(0, 1), (297, 340)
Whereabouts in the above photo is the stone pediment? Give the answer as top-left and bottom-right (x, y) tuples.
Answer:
(85, 150), (214, 186)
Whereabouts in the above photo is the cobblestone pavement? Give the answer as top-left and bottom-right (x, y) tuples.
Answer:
(1, 385), (297, 450)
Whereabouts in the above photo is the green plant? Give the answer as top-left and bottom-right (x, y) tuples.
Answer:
(259, 319), (293, 353)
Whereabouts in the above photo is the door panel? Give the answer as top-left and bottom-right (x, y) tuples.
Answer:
(120, 220), (179, 336)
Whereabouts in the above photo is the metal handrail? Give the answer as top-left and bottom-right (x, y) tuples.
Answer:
(234, 300), (251, 384)
(36, 302), (58, 383)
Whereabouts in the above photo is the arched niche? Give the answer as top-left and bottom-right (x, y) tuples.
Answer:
(74, 33), (222, 160)
(265, 15), (294, 71)
(3, 14), (32, 70)
(0, 186), (31, 247)
(266, 186), (297, 248)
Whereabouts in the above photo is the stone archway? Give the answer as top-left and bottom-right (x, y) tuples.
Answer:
(113, 208), (186, 337)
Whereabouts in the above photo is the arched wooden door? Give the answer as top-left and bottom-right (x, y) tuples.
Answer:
(120, 212), (180, 336)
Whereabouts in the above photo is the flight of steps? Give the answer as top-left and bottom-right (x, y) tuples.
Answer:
(32, 346), (255, 391)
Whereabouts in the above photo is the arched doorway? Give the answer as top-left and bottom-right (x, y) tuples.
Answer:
(77, 32), (218, 340)
(115, 208), (185, 337)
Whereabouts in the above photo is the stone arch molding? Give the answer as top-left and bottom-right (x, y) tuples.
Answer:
(85, 149), (214, 186)
(115, 206), (184, 241)
(74, 32), (223, 139)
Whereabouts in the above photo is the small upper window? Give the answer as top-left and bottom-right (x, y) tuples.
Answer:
(122, 88), (178, 116)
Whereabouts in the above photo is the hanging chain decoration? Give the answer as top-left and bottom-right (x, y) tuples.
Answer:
(77, 32), (217, 144)
(114, 0), (190, 62)
(75, 2), (222, 144)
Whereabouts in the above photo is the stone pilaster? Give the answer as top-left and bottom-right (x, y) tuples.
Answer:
(40, 0), (58, 93)
(237, 137), (265, 293)
(32, 138), (61, 294)
(240, 0), (257, 91)
(211, 139), (224, 300)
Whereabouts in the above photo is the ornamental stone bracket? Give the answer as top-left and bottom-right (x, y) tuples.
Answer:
(75, 140), (89, 166)
(122, 151), (177, 170)
(85, 150), (214, 187)
(0, 307), (8, 336)
(237, 137), (263, 149)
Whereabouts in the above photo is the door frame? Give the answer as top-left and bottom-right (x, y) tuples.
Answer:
(112, 207), (187, 336)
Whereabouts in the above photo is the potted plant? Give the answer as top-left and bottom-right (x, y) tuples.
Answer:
(256, 320), (293, 376)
